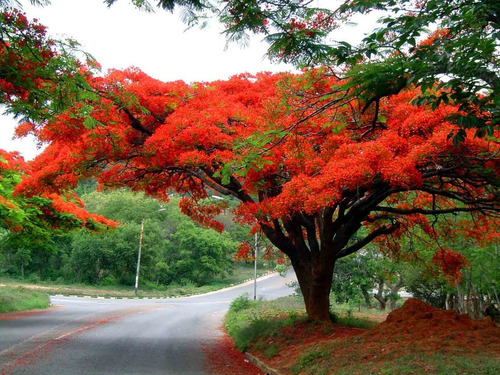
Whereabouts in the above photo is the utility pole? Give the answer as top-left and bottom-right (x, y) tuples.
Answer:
(134, 218), (145, 296)
(253, 232), (258, 300)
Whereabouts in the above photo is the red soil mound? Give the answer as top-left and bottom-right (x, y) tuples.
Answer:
(365, 298), (500, 355)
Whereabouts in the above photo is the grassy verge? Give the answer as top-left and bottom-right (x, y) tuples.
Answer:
(225, 295), (307, 352)
(0, 286), (50, 313)
(224, 295), (377, 353)
(0, 263), (274, 299)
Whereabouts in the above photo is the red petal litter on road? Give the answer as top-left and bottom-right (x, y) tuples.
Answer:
(0, 306), (60, 321)
(203, 332), (264, 375)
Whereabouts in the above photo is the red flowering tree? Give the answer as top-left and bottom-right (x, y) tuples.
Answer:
(0, 149), (115, 235)
(233, 242), (253, 263)
(15, 66), (499, 320)
(0, 8), (99, 127)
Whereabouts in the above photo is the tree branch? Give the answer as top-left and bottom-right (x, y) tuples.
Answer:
(338, 223), (399, 258)
(374, 205), (499, 216)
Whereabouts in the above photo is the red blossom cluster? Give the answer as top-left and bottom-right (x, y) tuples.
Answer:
(0, 10), (54, 102)
(1, 148), (115, 232)
(287, 12), (336, 36)
(233, 242), (253, 262)
(431, 248), (470, 284)
(179, 197), (227, 233)
(417, 29), (450, 48)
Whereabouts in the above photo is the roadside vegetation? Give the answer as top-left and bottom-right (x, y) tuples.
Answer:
(0, 263), (274, 298)
(225, 295), (500, 375)
(0, 187), (281, 298)
(0, 286), (50, 313)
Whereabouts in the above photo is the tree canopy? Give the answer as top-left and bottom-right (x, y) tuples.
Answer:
(0, 149), (114, 234)
(103, 0), (499, 142)
(14, 65), (499, 320)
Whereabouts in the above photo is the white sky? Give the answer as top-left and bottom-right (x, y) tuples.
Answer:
(0, 0), (380, 159)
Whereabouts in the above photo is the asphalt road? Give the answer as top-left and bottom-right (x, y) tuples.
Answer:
(0, 271), (297, 374)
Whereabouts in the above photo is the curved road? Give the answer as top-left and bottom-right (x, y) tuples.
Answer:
(0, 271), (296, 374)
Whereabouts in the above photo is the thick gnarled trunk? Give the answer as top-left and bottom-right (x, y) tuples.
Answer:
(258, 191), (398, 322)
(292, 257), (336, 321)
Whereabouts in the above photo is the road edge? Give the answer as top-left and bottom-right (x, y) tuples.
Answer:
(49, 271), (280, 300)
(245, 352), (282, 375)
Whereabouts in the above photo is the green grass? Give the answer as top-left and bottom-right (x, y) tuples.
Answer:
(333, 309), (379, 329)
(331, 302), (388, 317)
(292, 346), (331, 375)
(0, 286), (50, 313)
(0, 263), (274, 299)
(225, 295), (307, 351)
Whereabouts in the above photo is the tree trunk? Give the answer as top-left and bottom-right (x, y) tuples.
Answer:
(362, 289), (373, 309)
(21, 261), (24, 279)
(389, 299), (397, 311)
(388, 275), (404, 311)
(456, 285), (465, 313)
(374, 278), (387, 310)
(292, 258), (335, 321)
(445, 293), (453, 310)
(374, 295), (387, 310)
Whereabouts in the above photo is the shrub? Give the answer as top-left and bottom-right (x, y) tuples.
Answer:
(230, 294), (253, 313)
(100, 275), (118, 286)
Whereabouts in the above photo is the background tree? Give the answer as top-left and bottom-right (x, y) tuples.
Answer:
(331, 247), (405, 311)
(165, 221), (235, 285)
(331, 250), (377, 309)
(402, 263), (448, 308)
(70, 222), (165, 285)
(71, 189), (238, 286)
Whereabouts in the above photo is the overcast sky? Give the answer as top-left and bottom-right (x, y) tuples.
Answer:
(0, 0), (379, 159)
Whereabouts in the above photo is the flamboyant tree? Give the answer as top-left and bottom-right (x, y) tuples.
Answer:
(0, 6), (99, 126)
(0, 149), (115, 235)
(14, 66), (499, 320)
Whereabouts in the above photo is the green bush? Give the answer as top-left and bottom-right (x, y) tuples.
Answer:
(27, 274), (41, 284)
(230, 294), (254, 313)
(100, 275), (118, 286)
